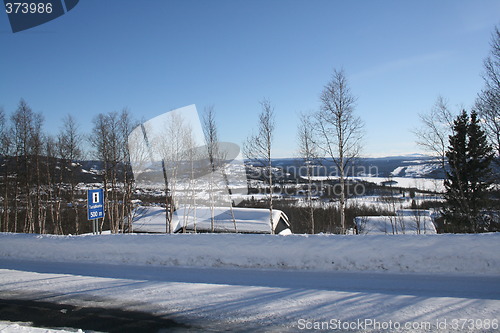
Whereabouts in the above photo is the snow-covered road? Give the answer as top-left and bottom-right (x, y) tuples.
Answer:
(1, 259), (499, 332)
(1, 233), (499, 331)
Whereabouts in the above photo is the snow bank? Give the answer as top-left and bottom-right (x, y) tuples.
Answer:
(355, 215), (437, 235)
(1, 232), (499, 275)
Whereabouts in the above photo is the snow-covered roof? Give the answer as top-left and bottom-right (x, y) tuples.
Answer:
(355, 215), (436, 235)
(131, 206), (292, 235)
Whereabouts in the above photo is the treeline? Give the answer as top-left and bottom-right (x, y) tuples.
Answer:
(0, 100), (136, 235)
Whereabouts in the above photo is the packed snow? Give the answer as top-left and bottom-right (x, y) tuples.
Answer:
(0, 233), (499, 275)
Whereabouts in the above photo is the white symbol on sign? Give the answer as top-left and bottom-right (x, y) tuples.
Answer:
(93, 192), (100, 203)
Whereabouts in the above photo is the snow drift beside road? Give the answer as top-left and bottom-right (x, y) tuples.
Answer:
(0, 232), (499, 275)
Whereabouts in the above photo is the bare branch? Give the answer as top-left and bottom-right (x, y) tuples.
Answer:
(315, 69), (364, 233)
(244, 99), (276, 233)
(414, 96), (455, 170)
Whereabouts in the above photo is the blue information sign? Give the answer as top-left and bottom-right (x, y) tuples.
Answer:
(87, 189), (104, 220)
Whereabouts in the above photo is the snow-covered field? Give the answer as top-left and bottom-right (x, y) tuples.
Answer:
(354, 176), (446, 192)
(1, 233), (499, 332)
(303, 175), (445, 193)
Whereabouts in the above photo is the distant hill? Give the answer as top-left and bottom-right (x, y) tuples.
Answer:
(3, 154), (486, 185)
(270, 155), (445, 179)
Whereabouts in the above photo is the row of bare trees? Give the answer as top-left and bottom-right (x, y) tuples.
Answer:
(244, 69), (364, 234)
(0, 100), (81, 234)
(0, 100), (42, 233)
(90, 110), (136, 234)
(0, 100), (135, 235)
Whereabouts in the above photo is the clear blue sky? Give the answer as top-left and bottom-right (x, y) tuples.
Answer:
(1, 0), (499, 157)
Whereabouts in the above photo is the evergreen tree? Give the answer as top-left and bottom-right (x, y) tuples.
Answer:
(444, 110), (494, 232)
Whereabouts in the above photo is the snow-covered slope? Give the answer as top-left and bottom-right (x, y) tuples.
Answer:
(355, 215), (437, 235)
(0, 232), (498, 275)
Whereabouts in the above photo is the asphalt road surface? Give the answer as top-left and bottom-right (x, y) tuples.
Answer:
(0, 298), (194, 333)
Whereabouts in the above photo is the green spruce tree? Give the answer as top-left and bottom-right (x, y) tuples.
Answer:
(444, 110), (494, 232)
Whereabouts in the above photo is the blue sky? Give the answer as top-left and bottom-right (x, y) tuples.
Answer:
(1, 0), (499, 157)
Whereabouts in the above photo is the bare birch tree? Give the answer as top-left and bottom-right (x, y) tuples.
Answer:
(476, 26), (500, 164)
(202, 106), (237, 232)
(154, 111), (193, 233)
(202, 105), (219, 232)
(31, 113), (45, 234)
(244, 99), (276, 234)
(297, 112), (318, 234)
(106, 112), (121, 233)
(45, 135), (63, 234)
(91, 110), (135, 234)
(58, 114), (82, 234)
(118, 109), (135, 233)
(316, 70), (363, 234)
(414, 96), (455, 171)
(11, 99), (44, 233)
(90, 113), (111, 233)
(0, 108), (8, 232)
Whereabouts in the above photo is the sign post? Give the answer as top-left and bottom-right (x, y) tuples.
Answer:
(87, 189), (104, 234)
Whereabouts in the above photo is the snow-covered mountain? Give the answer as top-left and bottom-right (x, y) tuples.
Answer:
(271, 155), (445, 179)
